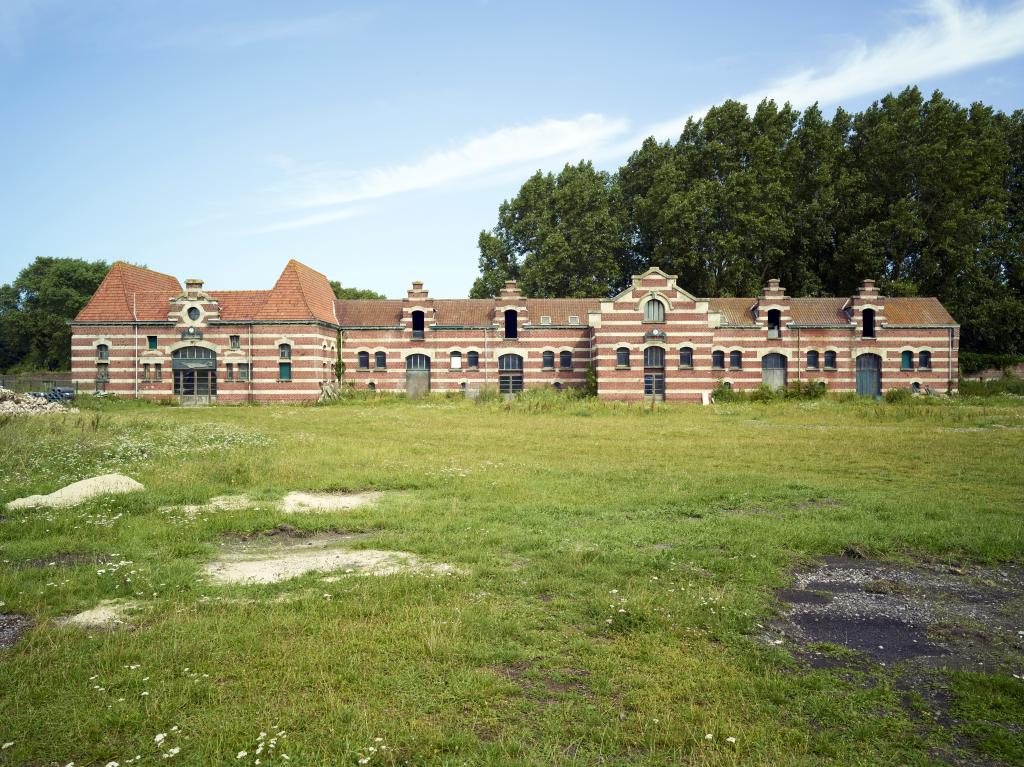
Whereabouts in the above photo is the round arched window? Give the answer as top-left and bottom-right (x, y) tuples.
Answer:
(187, 306), (200, 321)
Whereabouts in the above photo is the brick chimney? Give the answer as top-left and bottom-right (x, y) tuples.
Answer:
(185, 278), (204, 299)
(857, 279), (880, 299)
(406, 280), (429, 301)
(761, 278), (786, 300)
(499, 280), (522, 301)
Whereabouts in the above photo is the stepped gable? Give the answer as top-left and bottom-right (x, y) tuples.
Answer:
(75, 262), (181, 322)
(255, 259), (338, 324)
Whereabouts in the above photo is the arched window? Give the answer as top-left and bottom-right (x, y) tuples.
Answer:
(498, 353), (523, 371)
(553, 381), (563, 391)
(723, 381), (732, 391)
(375, 351), (387, 369)
(919, 351), (931, 369)
(96, 344), (109, 360)
(411, 310), (425, 339)
(644, 347), (665, 368)
(807, 351), (819, 370)
(542, 350), (555, 369)
(712, 350), (725, 369)
(449, 351), (462, 369)
(824, 351), (837, 370)
(644, 299), (665, 323)
(467, 351), (479, 369)
(367, 382), (376, 392)
(729, 350), (743, 369)
(862, 308), (875, 338)
(279, 343), (291, 359)
(559, 351), (573, 370)
(406, 354), (430, 370)
(679, 347), (693, 368)
(911, 381), (921, 394)
(504, 309), (518, 339)
(616, 347), (630, 367)
(357, 351), (370, 369)
(901, 351), (913, 370)
(767, 309), (782, 339)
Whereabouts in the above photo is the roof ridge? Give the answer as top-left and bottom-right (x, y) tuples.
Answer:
(110, 260), (181, 283)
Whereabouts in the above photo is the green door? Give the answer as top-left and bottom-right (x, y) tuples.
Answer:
(856, 354), (882, 397)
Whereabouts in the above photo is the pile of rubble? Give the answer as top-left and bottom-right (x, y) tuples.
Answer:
(0, 387), (79, 415)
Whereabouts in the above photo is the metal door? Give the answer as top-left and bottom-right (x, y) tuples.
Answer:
(856, 354), (882, 397)
(405, 354), (431, 398)
(761, 353), (787, 390)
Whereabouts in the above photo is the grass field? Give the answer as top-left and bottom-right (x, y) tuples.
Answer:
(2, 393), (1023, 766)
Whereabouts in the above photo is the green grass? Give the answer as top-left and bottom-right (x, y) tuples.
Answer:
(1, 394), (1023, 766)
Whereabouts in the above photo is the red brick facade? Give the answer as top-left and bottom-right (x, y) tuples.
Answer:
(72, 263), (959, 403)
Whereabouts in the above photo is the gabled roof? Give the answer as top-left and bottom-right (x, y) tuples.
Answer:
(208, 291), (271, 321)
(334, 297), (601, 328)
(254, 260), (338, 324)
(788, 297), (850, 326)
(335, 299), (405, 327)
(883, 297), (956, 326)
(524, 299), (600, 324)
(75, 262), (181, 322)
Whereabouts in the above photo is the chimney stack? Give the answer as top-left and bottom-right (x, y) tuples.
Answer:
(185, 278), (204, 298)
(406, 280), (429, 301)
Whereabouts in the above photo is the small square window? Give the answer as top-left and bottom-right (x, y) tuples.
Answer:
(567, 315), (580, 324)
(540, 315), (552, 325)
(147, 336), (157, 350)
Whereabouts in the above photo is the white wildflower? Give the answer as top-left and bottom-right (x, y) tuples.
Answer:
(704, 733), (713, 740)
(726, 736), (736, 744)
(236, 751), (247, 759)
(2, 742), (14, 749)
(154, 733), (166, 744)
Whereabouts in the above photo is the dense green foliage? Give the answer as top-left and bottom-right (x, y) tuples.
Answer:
(472, 87), (1024, 356)
(1, 396), (1022, 764)
(0, 257), (110, 372)
(329, 280), (387, 300)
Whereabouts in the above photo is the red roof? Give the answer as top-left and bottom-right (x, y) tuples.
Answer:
(255, 260), (338, 324)
(707, 297), (757, 325)
(788, 297), (850, 325)
(883, 297), (956, 325)
(75, 262), (181, 322)
(334, 297), (600, 327)
(208, 291), (271, 321)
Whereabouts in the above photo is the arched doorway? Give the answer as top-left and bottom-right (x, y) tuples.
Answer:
(498, 353), (523, 395)
(856, 353), (882, 397)
(172, 346), (217, 405)
(761, 353), (787, 390)
(405, 354), (431, 398)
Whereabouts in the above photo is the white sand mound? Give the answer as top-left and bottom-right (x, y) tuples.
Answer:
(57, 599), (139, 629)
(7, 473), (143, 510)
(204, 532), (459, 585)
(281, 491), (381, 514)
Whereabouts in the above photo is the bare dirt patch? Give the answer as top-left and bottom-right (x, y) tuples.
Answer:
(6, 474), (143, 510)
(0, 614), (32, 649)
(57, 599), (140, 629)
(281, 491), (382, 514)
(490, 660), (592, 702)
(171, 494), (252, 519)
(204, 531), (460, 585)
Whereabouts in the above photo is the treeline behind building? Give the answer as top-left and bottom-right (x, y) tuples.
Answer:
(471, 87), (1024, 361)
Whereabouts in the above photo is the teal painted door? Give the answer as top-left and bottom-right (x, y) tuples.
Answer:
(856, 354), (882, 397)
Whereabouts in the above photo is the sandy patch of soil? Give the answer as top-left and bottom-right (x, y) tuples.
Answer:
(0, 614), (32, 649)
(57, 599), (140, 629)
(281, 491), (382, 514)
(172, 494), (252, 518)
(6, 474), (143, 510)
(204, 531), (459, 585)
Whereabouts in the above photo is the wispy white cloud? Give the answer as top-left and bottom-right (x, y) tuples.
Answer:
(640, 0), (1024, 143)
(250, 206), (366, 234)
(257, 0), (1024, 233)
(154, 8), (375, 49)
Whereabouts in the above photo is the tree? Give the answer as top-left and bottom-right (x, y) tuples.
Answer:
(0, 257), (110, 372)
(470, 161), (630, 298)
(329, 281), (386, 300)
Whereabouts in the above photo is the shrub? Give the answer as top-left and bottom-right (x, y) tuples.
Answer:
(749, 384), (779, 402)
(582, 365), (598, 398)
(884, 388), (913, 403)
(785, 380), (827, 399)
(711, 383), (744, 402)
(958, 376), (1024, 397)
(473, 385), (502, 404)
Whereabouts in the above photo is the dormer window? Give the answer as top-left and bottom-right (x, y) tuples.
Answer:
(567, 315), (579, 324)
(767, 310), (781, 339)
(643, 299), (665, 323)
(411, 310), (425, 340)
(504, 309), (518, 339)
(540, 315), (551, 325)
(862, 308), (876, 339)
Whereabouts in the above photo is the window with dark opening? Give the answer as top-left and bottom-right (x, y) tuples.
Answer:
(807, 350), (819, 370)
(375, 351), (387, 369)
(712, 350), (725, 369)
(504, 309), (518, 339)
(559, 351), (573, 370)
(96, 344), (109, 360)
(147, 336), (157, 350)
(279, 343), (291, 359)
(467, 351), (479, 368)
(919, 351), (931, 369)
(824, 351), (837, 369)
(767, 309), (781, 339)
(229, 335), (240, 349)
(542, 350), (555, 369)
(729, 350), (743, 369)
(679, 347), (693, 368)
(862, 308), (875, 338)
(357, 351), (370, 369)
(616, 347), (630, 367)
(411, 310), (425, 339)
(643, 347), (665, 368)
(901, 351), (913, 369)
(278, 361), (292, 381)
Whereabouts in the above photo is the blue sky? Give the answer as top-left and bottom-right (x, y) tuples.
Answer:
(2, 0), (1023, 298)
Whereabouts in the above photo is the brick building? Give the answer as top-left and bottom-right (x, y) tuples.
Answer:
(72, 261), (959, 403)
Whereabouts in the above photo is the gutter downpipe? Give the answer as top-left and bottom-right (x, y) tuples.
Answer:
(948, 327), (954, 392)
(248, 323), (253, 403)
(133, 293), (139, 399)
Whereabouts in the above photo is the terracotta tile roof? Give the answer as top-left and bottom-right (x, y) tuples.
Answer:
(883, 297), (956, 325)
(707, 297), (757, 325)
(207, 290), (271, 321)
(255, 260), (338, 324)
(524, 299), (600, 325)
(788, 297), (850, 325)
(336, 299), (405, 327)
(75, 262), (181, 322)
(432, 299), (498, 326)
